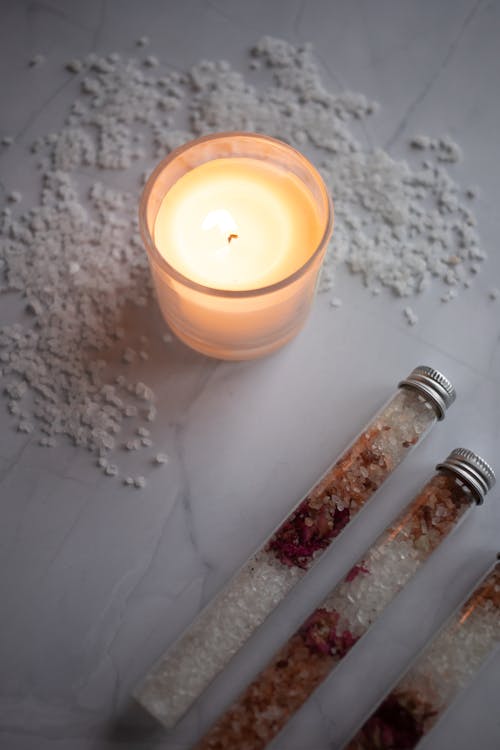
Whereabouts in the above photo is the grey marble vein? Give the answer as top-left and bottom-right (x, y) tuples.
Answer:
(0, 2), (499, 749)
(385, 0), (485, 149)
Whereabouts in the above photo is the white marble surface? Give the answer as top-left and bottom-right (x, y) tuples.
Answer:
(1, 1), (499, 748)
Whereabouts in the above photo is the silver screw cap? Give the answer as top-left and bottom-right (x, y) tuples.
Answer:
(436, 448), (496, 504)
(398, 365), (456, 420)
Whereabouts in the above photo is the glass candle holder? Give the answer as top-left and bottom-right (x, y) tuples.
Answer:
(139, 132), (333, 360)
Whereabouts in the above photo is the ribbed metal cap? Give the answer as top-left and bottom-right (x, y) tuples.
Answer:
(436, 448), (496, 504)
(398, 365), (456, 420)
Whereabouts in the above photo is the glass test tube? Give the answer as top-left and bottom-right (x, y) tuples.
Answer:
(195, 449), (495, 750)
(345, 558), (500, 750)
(136, 366), (455, 728)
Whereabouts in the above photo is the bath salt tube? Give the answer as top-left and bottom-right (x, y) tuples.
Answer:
(135, 366), (455, 728)
(346, 556), (500, 750)
(195, 448), (495, 750)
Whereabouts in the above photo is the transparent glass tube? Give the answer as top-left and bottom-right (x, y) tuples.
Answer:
(194, 454), (483, 750)
(135, 367), (454, 728)
(345, 560), (500, 750)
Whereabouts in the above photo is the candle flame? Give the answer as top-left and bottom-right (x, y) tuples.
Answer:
(202, 209), (238, 243)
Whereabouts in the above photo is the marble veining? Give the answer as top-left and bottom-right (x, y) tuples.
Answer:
(0, 2), (499, 749)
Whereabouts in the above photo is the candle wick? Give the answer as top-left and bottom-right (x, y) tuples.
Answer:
(227, 233), (238, 244)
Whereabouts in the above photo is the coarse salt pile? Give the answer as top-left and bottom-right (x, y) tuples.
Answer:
(0, 37), (486, 477)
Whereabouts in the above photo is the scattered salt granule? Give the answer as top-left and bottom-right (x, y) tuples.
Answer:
(410, 135), (432, 150)
(403, 307), (419, 326)
(122, 348), (136, 364)
(411, 135), (462, 163)
(1, 136), (13, 147)
(0, 37), (487, 477)
(489, 288), (499, 301)
(39, 436), (56, 447)
(329, 297), (342, 309)
(136, 36), (150, 47)
(134, 476), (146, 489)
(66, 59), (83, 74)
(136, 382), (155, 401)
(7, 191), (22, 203)
(441, 289), (457, 303)
(104, 463), (118, 476)
(29, 54), (45, 67)
(154, 453), (169, 465)
(146, 405), (157, 422)
(125, 439), (140, 451)
(144, 56), (159, 68)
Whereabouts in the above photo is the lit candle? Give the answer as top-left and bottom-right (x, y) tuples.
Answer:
(140, 133), (333, 359)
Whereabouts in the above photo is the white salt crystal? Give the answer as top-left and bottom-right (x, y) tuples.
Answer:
(154, 453), (169, 465)
(146, 406), (157, 422)
(123, 348), (136, 364)
(403, 306), (418, 326)
(441, 289), (457, 303)
(66, 59), (83, 73)
(125, 439), (140, 451)
(29, 54), (45, 67)
(136, 382), (154, 401)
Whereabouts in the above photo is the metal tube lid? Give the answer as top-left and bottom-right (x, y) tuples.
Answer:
(398, 365), (456, 420)
(436, 448), (496, 504)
